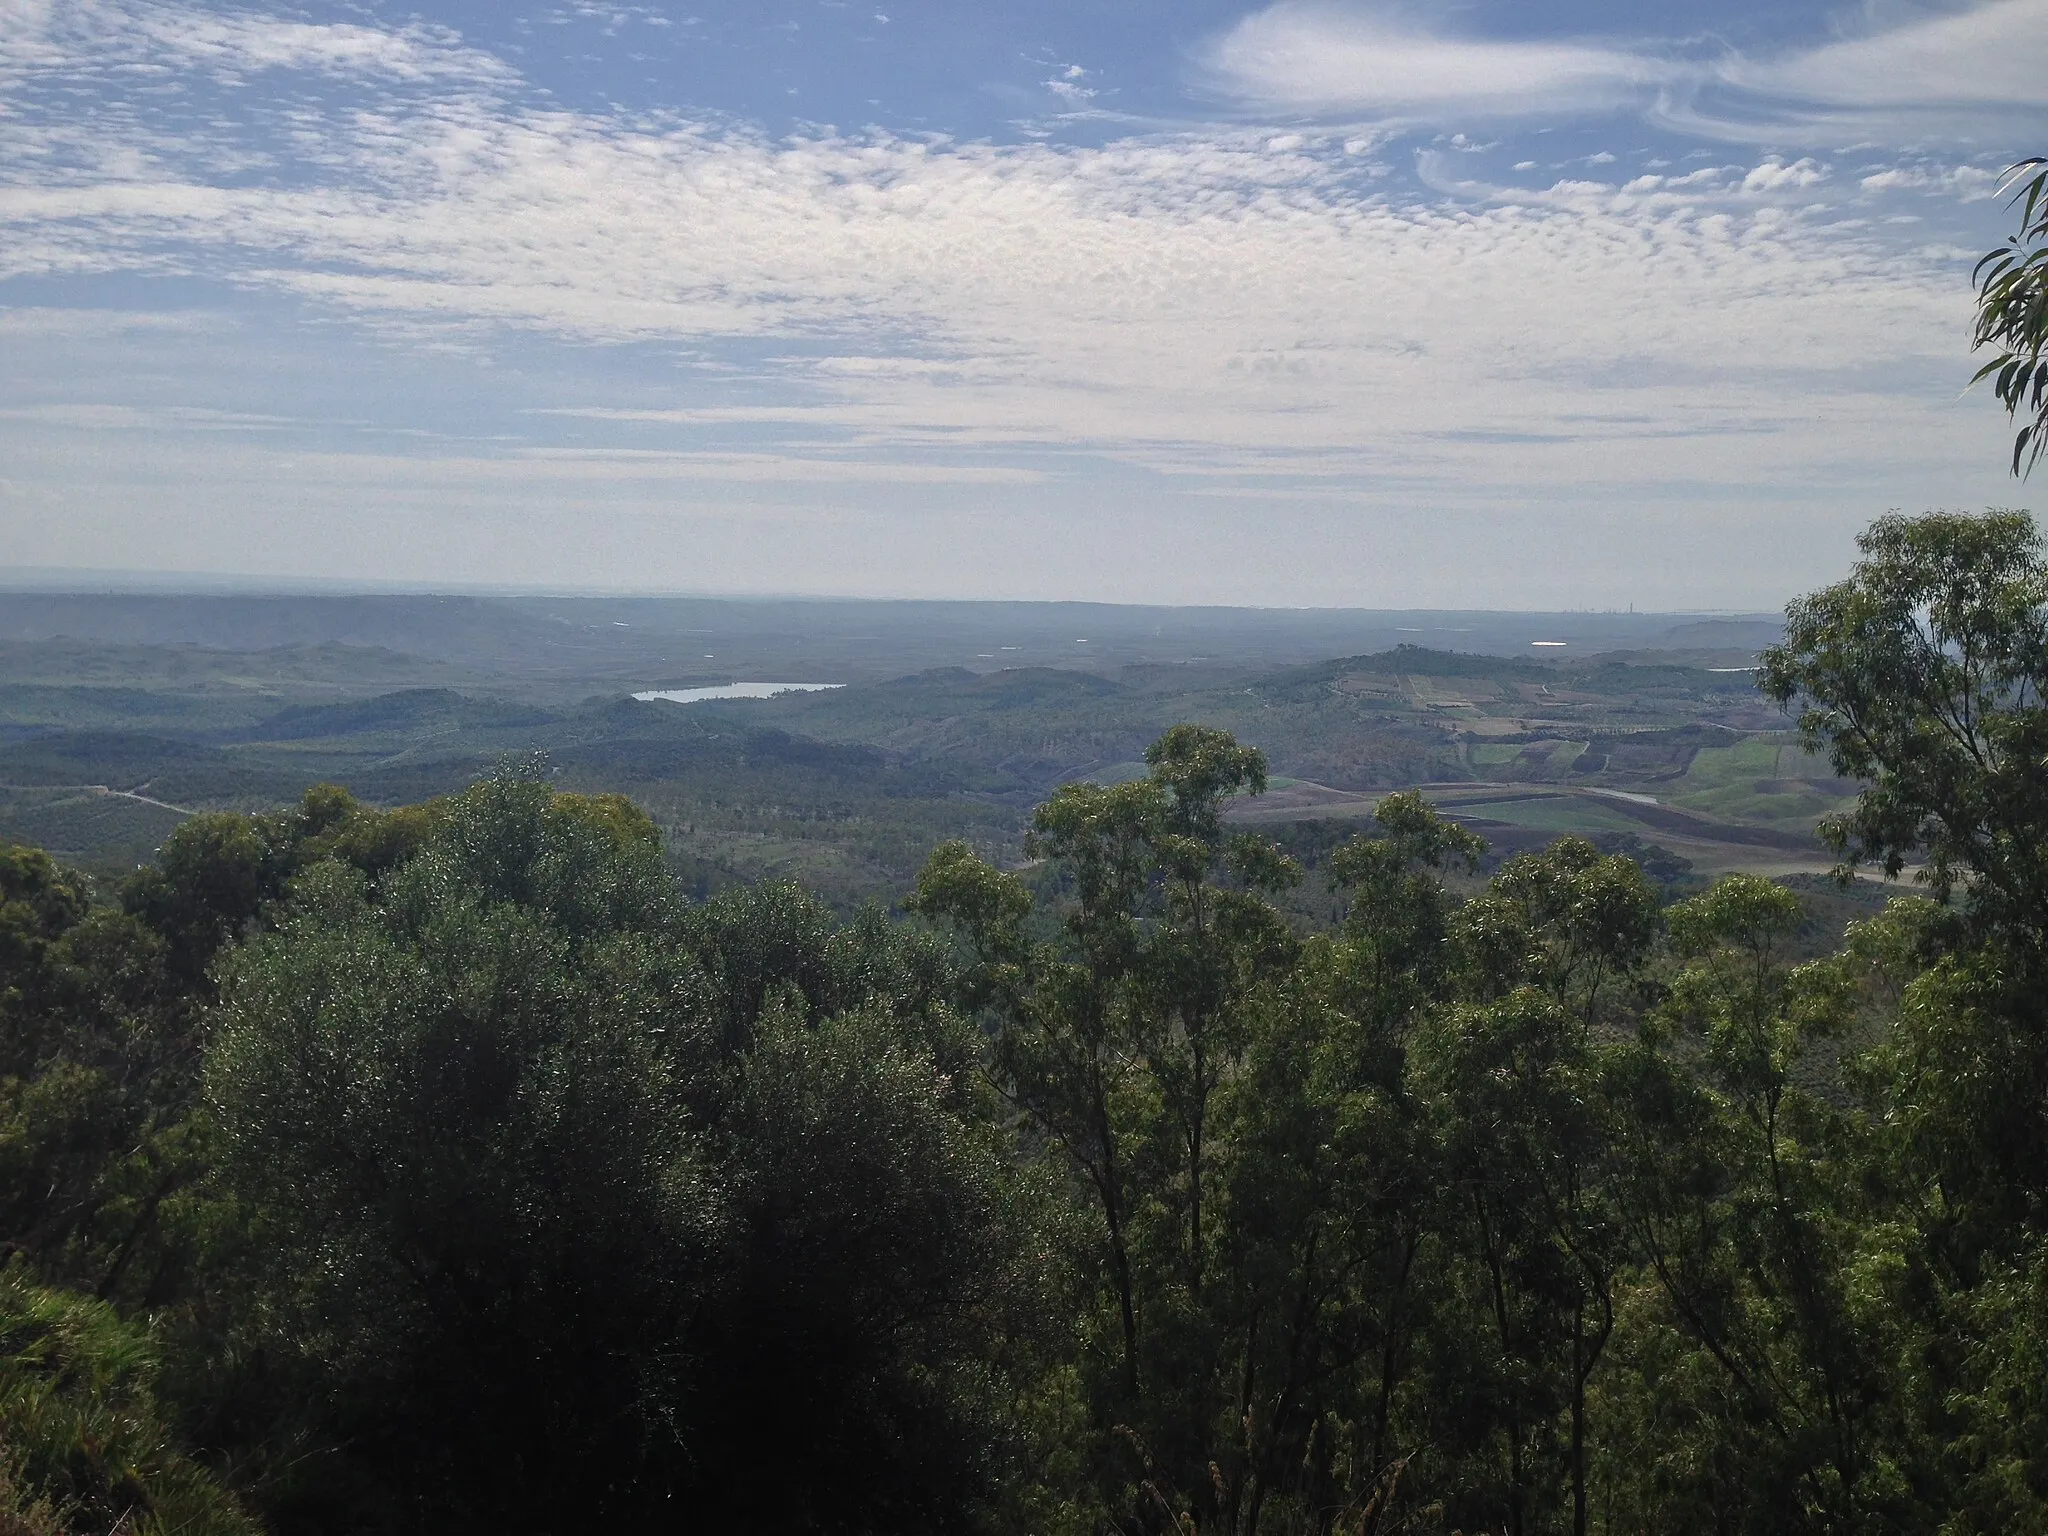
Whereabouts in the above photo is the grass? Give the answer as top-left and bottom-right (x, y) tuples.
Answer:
(1662, 735), (1858, 829)
(1430, 794), (1649, 837)
(0, 1267), (260, 1536)
(1547, 740), (1590, 771)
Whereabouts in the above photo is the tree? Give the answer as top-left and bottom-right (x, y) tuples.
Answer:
(1454, 837), (1660, 1025)
(205, 786), (714, 1531)
(1755, 503), (2048, 1530)
(0, 842), (205, 1305)
(922, 729), (1474, 1536)
(1325, 790), (1483, 1043)
(0, 846), (89, 1042)
(1759, 509), (2048, 942)
(1411, 838), (1656, 1536)
(121, 785), (365, 988)
(1591, 877), (1898, 1534)
(1973, 158), (2048, 476)
(205, 773), (1026, 1534)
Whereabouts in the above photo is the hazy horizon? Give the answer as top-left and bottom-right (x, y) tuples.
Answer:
(0, 564), (1782, 617)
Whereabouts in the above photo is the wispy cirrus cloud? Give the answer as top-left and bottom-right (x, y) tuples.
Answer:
(0, 402), (294, 429)
(1203, 0), (2048, 144)
(1200, 5), (1677, 120)
(1712, 0), (2046, 110)
(0, 305), (218, 336)
(1678, 0), (2048, 143)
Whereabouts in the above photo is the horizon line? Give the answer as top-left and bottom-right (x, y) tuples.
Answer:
(0, 567), (1783, 619)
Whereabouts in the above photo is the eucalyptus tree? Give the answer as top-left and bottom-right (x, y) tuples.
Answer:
(1759, 508), (2048, 1245)
(1760, 509), (2048, 944)
(1973, 158), (2048, 477)
(1407, 838), (1659, 1536)
(918, 733), (1511, 1535)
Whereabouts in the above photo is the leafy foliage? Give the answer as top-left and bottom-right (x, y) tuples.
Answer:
(1760, 509), (2048, 934)
(1973, 158), (2048, 477)
(0, 1264), (258, 1536)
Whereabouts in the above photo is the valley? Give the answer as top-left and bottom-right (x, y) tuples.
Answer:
(0, 592), (1861, 905)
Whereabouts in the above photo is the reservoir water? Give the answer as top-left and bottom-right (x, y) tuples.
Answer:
(632, 683), (845, 704)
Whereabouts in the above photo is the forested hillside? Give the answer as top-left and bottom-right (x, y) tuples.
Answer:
(2, 504), (2048, 1533)
(0, 622), (1841, 908)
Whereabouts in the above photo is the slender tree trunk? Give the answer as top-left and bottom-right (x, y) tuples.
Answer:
(1106, 1201), (1139, 1398)
(1572, 1293), (1588, 1536)
(1190, 1033), (1206, 1296)
(1478, 1192), (1524, 1536)
(1364, 1227), (1420, 1536)
(1509, 1422), (1527, 1536)
(1084, 1049), (1141, 1397)
(1231, 1311), (1260, 1535)
(1098, 1135), (1140, 1395)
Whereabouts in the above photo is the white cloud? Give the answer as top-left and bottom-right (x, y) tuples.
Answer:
(1742, 157), (1828, 192)
(0, 403), (296, 429)
(0, 94), (1975, 477)
(1202, 3), (1673, 118)
(507, 449), (1043, 484)
(1621, 166), (1735, 193)
(0, 0), (515, 83)
(1045, 62), (1097, 104)
(0, 23), (1992, 501)
(0, 305), (217, 336)
(1859, 163), (2003, 198)
(1664, 0), (2048, 143)
(1204, 0), (2047, 145)
(1716, 0), (2046, 109)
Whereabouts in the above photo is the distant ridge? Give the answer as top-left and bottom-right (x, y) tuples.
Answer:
(0, 594), (650, 676)
(0, 591), (1785, 679)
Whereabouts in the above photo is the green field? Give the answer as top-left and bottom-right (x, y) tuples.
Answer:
(1432, 794), (1653, 838)
(1663, 735), (1858, 828)
(1466, 742), (1524, 769)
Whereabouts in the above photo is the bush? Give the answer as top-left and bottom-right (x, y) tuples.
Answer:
(0, 1264), (257, 1536)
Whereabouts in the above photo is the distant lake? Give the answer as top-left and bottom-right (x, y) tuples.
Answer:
(632, 683), (845, 704)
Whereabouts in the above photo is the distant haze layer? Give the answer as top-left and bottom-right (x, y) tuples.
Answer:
(0, 591), (1781, 682)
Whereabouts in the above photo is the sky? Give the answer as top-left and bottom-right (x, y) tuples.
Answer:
(0, 0), (2043, 607)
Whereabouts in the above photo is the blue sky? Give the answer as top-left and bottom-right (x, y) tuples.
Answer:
(1, 0), (2042, 605)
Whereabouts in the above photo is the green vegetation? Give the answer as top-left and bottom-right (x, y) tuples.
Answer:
(1973, 157), (2048, 476)
(1655, 744), (1853, 834)
(0, 1268), (258, 1536)
(2, 776), (1029, 1534)
(1, 508), (2047, 1532)
(1430, 793), (1649, 837)
(0, 616), (1846, 902)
